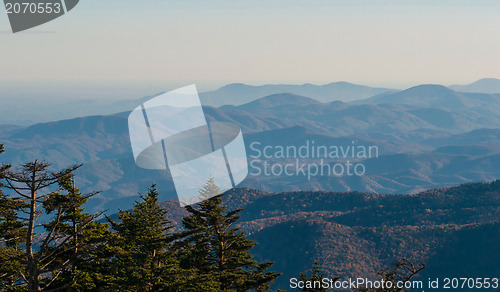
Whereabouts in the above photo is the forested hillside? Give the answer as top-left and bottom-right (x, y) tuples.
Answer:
(161, 181), (500, 290)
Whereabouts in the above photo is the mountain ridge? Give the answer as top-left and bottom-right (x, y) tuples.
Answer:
(200, 81), (395, 106)
(450, 78), (500, 94)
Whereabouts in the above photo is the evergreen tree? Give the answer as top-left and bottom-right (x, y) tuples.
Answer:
(177, 178), (281, 291)
(0, 144), (28, 290)
(198, 177), (221, 201)
(40, 174), (110, 291)
(1, 161), (104, 291)
(107, 185), (181, 291)
(0, 193), (27, 291)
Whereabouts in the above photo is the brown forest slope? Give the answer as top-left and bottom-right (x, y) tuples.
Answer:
(160, 181), (500, 290)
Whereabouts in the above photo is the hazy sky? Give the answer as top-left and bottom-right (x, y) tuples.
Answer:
(1, 0), (500, 90)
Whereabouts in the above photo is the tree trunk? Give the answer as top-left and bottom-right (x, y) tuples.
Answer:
(27, 164), (39, 292)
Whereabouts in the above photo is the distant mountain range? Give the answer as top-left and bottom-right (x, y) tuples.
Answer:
(1, 82), (500, 213)
(217, 86), (500, 135)
(199, 81), (395, 106)
(2, 78), (500, 125)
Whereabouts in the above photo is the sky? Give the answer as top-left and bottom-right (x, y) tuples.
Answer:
(1, 0), (500, 92)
